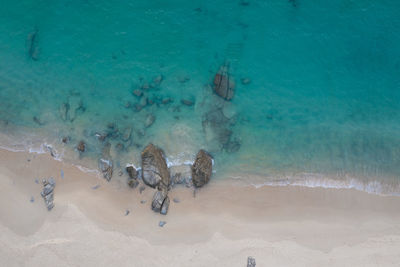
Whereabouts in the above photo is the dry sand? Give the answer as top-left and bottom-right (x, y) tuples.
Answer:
(0, 148), (399, 267)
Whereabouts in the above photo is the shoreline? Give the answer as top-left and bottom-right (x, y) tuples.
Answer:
(1, 148), (400, 266)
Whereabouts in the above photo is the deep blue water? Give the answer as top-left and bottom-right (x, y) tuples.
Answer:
(0, 0), (400, 193)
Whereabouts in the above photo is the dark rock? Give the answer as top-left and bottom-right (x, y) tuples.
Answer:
(77, 141), (86, 152)
(139, 185), (146, 194)
(30, 196), (35, 203)
(223, 138), (241, 153)
(128, 179), (139, 188)
(28, 29), (39, 60)
(121, 127), (132, 141)
(213, 64), (235, 100)
(192, 150), (213, 188)
(33, 116), (44, 125)
(181, 99), (194, 106)
(241, 77), (251, 85)
(141, 144), (170, 189)
(151, 189), (168, 212)
(99, 158), (113, 181)
(153, 75), (163, 85)
(59, 103), (70, 121)
(159, 221), (166, 227)
(173, 198), (180, 203)
(247, 257), (256, 267)
(134, 103), (143, 112)
(145, 114), (156, 128)
(62, 136), (70, 144)
(125, 210), (130, 216)
(160, 196), (170, 215)
(140, 200), (146, 204)
(126, 166), (138, 179)
(41, 178), (55, 211)
(133, 89), (143, 97)
(162, 98), (173, 104)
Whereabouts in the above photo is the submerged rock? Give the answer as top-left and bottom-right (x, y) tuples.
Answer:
(181, 99), (194, 106)
(241, 77), (251, 85)
(145, 114), (156, 128)
(77, 141), (86, 152)
(191, 150), (213, 188)
(132, 89), (143, 97)
(99, 158), (113, 181)
(213, 64), (235, 100)
(141, 144), (170, 189)
(247, 257), (256, 267)
(27, 29), (39, 61)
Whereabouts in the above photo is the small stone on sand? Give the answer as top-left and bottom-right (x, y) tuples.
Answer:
(30, 196), (35, 203)
(92, 184), (100, 190)
(125, 210), (130, 216)
(173, 198), (180, 203)
(159, 221), (166, 227)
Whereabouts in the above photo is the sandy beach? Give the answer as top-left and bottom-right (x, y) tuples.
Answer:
(0, 148), (400, 267)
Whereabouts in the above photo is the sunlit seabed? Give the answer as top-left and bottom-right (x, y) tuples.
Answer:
(0, 0), (400, 194)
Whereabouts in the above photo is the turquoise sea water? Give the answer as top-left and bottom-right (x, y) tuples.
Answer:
(1, 0), (400, 194)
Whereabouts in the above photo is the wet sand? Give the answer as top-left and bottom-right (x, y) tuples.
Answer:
(0, 148), (400, 266)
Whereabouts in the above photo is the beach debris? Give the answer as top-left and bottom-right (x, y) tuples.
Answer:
(60, 170), (64, 179)
(241, 77), (251, 85)
(213, 63), (235, 100)
(99, 158), (113, 181)
(145, 114), (156, 128)
(77, 141), (86, 153)
(181, 99), (195, 106)
(151, 189), (168, 213)
(159, 221), (166, 227)
(125, 210), (130, 216)
(40, 178), (56, 211)
(27, 28), (39, 60)
(191, 150), (213, 188)
(141, 144), (170, 189)
(139, 185), (146, 194)
(127, 166), (139, 188)
(30, 196), (35, 203)
(173, 197), (180, 203)
(247, 256), (256, 267)
(91, 184), (100, 190)
(140, 200), (146, 204)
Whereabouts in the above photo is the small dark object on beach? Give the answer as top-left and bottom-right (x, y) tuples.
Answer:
(247, 256), (256, 267)
(159, 221), (166, 227)
(30, 196), (35, 203)
(35, 178), (39, 184)
(125, 210), (130, 216)
(160, 196), (170, 215)
(181, 99), (194, 106)
(126, 166), (138, 179)
(77, 141), (86, 152)
(173, 198), (180, 203)
(139, 185), (146, 194)
(140, 200), (146, 204)
(27, 159), (31, 162)
(92, 184), (100, 190)
(128, 179), (139, 188)
(61, 170), (64, 179)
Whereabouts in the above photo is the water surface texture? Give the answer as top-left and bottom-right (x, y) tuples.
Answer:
(1, 0), (400, 193)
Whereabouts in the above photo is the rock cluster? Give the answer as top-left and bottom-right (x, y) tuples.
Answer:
(41, 178), (56, 210)
(99, 158), (113, 181)
(126, 166), (139, 188)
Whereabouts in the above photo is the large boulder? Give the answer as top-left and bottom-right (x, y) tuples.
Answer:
(191, 150), (213, 187)
(213, 64), (235, 100)
(141, 144), (170, 189)
(151, 189), (168, 213)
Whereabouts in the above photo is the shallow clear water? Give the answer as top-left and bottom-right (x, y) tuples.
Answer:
(1, 0), (400, 193)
